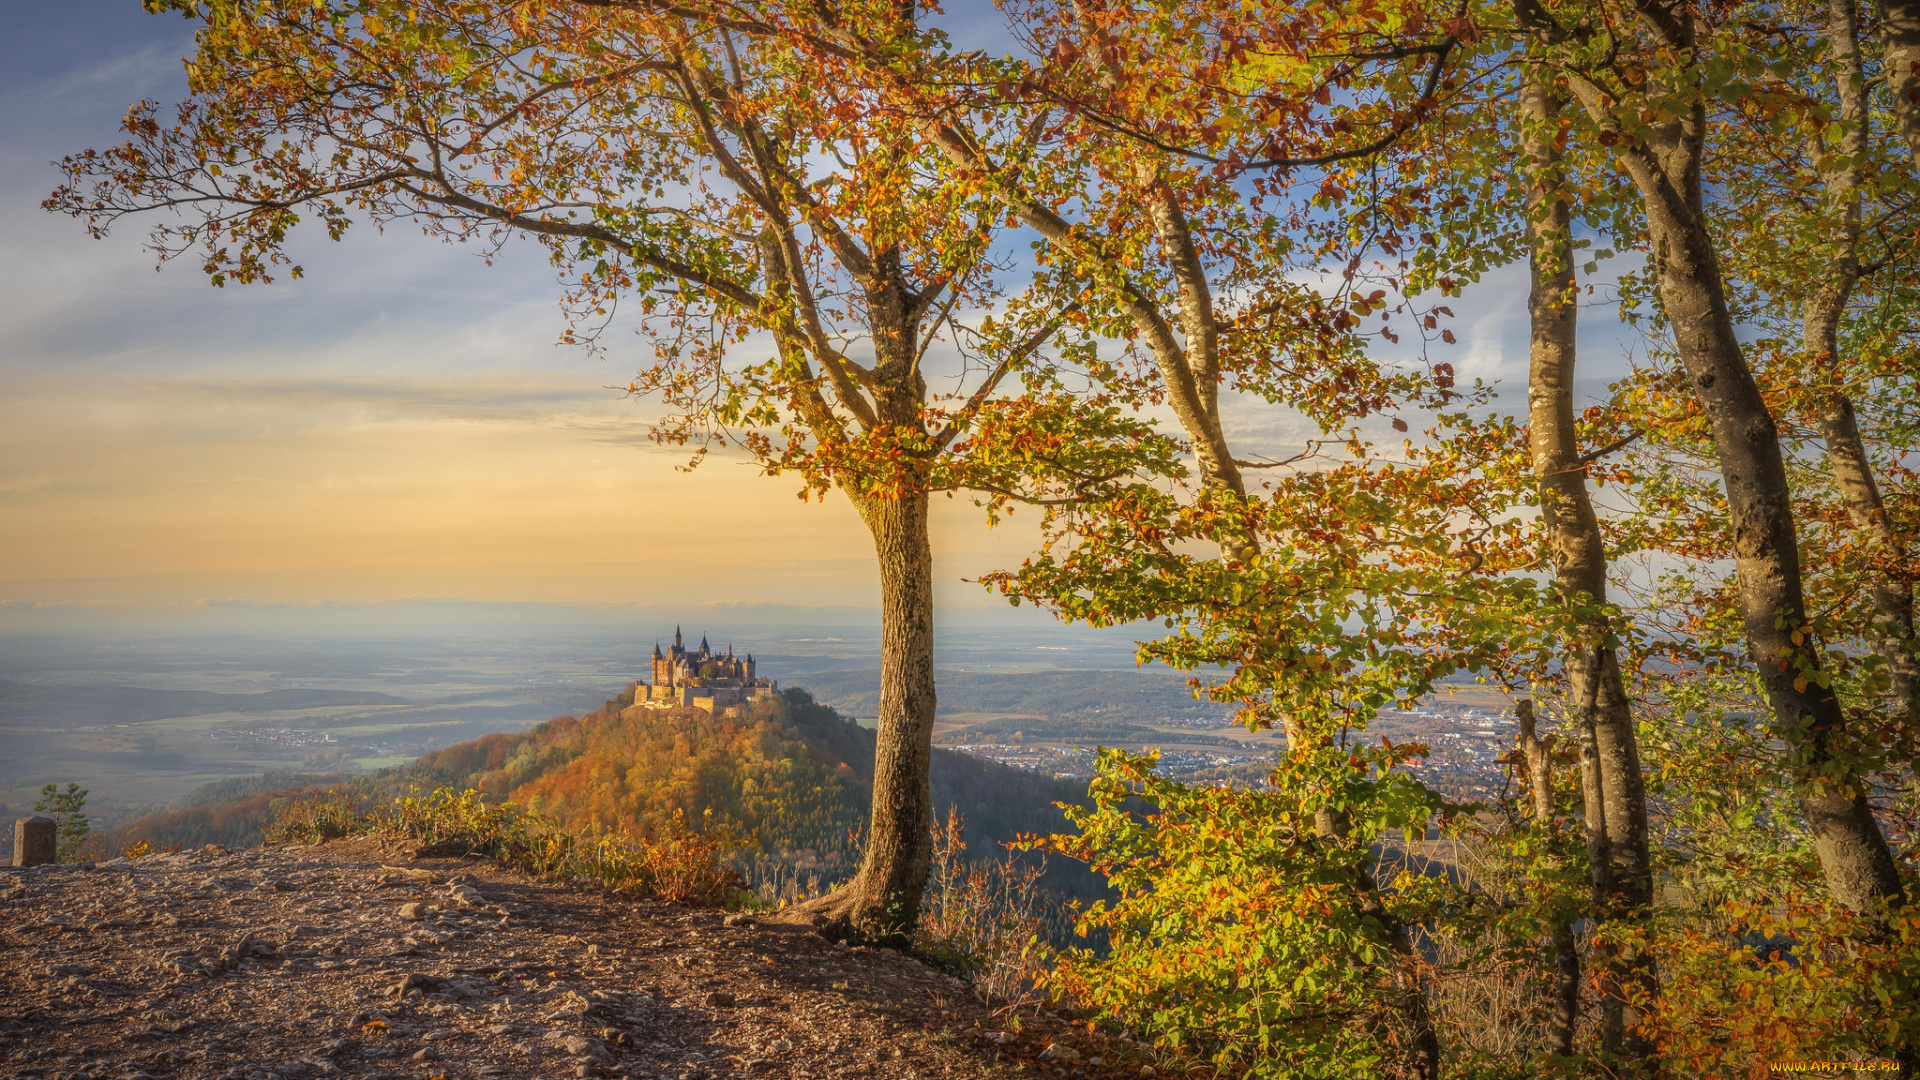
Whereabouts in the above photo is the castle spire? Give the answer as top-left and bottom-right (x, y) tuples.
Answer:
(674, 625), (682, 650)
(653, 642), (663, 658)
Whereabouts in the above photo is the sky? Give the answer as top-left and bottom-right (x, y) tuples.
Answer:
(0, 3), (1633, 635)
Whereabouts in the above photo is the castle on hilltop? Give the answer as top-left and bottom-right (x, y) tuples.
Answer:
(632, 627), (777, 716)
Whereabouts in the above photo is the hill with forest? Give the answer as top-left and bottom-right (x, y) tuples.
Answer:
(113, 689), (1095, 903)
(409, 688), (1092, 900)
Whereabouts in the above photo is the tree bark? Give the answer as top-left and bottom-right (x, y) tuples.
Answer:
(1809, 0), (1920, 729)
(1516, 699), (1580, 1060)
(1880, 0), (1920, 166)
(785, 273), (941, 945)
(1565, 35), (1905, 915)
(1520, 70), (1657, 1060)
(1818, 393), (1920, 725)
(794, 489), (937, 944)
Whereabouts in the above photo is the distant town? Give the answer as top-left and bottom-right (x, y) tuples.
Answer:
(939, 692), (1523, 798)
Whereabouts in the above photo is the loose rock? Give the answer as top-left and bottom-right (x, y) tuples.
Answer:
(388, 972), (444, 999)
(1039, 1042), (1082, 1062)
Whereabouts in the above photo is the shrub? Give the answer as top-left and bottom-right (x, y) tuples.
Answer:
(1028, 748), (1444, 1080)
(914, 807), (1059, 1004)
(264, 787), (370, 844)
(267, 784), (750, 908)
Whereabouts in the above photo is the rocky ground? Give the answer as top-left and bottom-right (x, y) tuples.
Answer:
(0, 840), (1151, 1080)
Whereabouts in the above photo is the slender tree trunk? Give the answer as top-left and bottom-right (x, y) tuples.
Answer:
(1810, 0), (1920, 729)
(1517, 700), (1580, 1059)
(1299, 730), (1439, 1080)
(1520, 70), (1657, 1061)
(1880, 0), (1920, 165)
(1577, 81), (1907, 914)
(1818, 393), (1920, 724)
(1354, 865), (1441, 1080)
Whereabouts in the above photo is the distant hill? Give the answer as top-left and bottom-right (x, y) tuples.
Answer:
(111, 790), (286, 851)
(792, 668), (1233, 724)
(106, 772), (361, 852)
(0, 679), (407, 725)
(110, 689), (1097, 904)
(412, 689), (1092, 901)
(172, 771), (359, 810)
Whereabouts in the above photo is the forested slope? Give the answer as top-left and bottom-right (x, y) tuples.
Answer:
(411, 689), (1089, 898)
(113, 689), (1091, 902)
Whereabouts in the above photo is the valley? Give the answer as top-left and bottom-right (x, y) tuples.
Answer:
(1, 625), (1525, 862)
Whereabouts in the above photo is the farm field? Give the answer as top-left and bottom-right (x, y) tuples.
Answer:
(0, 631), (641, 827)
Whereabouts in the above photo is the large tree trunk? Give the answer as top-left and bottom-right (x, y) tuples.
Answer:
(1581, 78), (1906, 915)
(793, 489), (937, 944)
(1810, 0), (1920, 729)
(1880, 0), (1920, 165)
(780, 272), (940, 945)
(1520, 70), (1656, 1060)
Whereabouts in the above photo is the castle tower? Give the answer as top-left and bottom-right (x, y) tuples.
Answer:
(641, 629), (770, 701)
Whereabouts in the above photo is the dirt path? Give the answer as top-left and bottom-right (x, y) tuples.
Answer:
(0, 841), (1142, 1080)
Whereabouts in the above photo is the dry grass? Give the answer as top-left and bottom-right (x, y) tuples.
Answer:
(266, 785), (751, 906)
(915, 807), (1060, 1007)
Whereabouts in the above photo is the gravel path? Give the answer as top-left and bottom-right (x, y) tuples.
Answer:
(0, 840), (1138, 1080)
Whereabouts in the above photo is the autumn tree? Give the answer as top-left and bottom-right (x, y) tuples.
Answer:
(1505, 0), (1908, 929)
(1509, 60), (1662, 1059)
(49, 0), (1162, 940)
(831, 1), (1538, 1073)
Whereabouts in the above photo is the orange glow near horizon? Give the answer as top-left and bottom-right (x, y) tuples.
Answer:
(0, 369), (1044, 611)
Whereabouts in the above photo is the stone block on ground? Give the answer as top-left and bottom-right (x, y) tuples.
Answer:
(13, 815), (55, 868)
